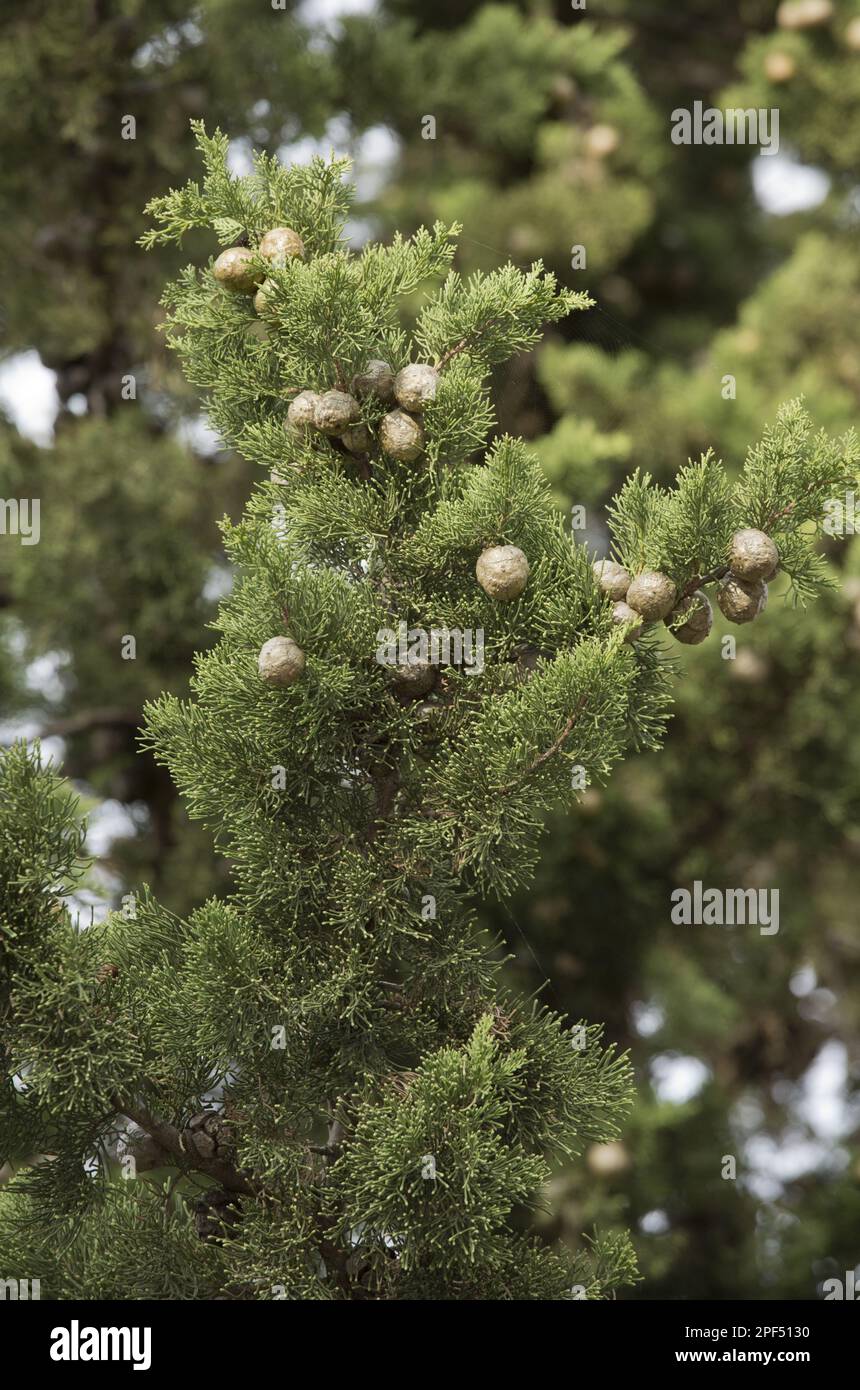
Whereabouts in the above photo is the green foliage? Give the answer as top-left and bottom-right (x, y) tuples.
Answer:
(0, 417), (230, 704)
(338, 4), (662, 276)
(143, 124), (355, 253)
(0, 0), (334, 367)
(328, 1011), (632, 1295)
(1, 97), (854, 1302)
(726, 6), (860, 174)
(414, 264), (589, 367)
(0, 1184), (226, 1300)
(605, 400), (857, 601)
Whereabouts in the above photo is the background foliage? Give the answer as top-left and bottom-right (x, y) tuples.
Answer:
(1, 0), (858, 1298)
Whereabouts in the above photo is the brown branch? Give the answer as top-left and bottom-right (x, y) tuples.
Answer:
(435, 336), (470, 371)
(425, 695), (590, 822)
(366, 762), (400, 844)
(765, 474), (828, 531)
(679, 564), (730, 602)
(496, 694), (589, 797)
(435, 313), (505, 371)
(113, 1099), (256, 1196)
(310, 1115), (347, 1162)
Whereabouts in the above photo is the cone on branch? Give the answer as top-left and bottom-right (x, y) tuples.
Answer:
(665, 590), (713, 645)
(716, 574), (768, 624)
(351, 359), (395, 403)
(764, 50), (797, 82)
(212, 247), (260, 294)
(584, 124), (621, 159)
(342, 422), (373, 455)
(394, 363), (439, 413)
(258, 636), (306, 687)
(776, 0), (833, 29)
(476, 545), (530, 601)
(593, 559), (631, 601)
(259, 226), (305, 266)
(314, 390), (360, 436)
(728, 529), (779, 583)
(611, 601), (644, 642)
(625, 571), (677, 622)
(391, 661), (438, 699)
(286, 390), (320, 434)
(182, 1111), (232, 1162)
(380, 408), (424, 462)
(254, 281), (275, 314)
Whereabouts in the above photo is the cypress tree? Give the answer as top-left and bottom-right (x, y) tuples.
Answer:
(0, 125), (854, 1300)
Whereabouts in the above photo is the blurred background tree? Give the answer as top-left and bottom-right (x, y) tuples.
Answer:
(1, 0), (858, 1297)
(0, 0), (336, 912)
